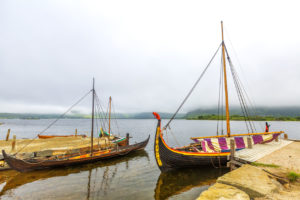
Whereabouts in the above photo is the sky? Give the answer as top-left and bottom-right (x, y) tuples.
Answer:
(0, 0), (300, 114)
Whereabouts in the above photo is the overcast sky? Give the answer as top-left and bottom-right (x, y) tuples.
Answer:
(0, 0), (300, 114)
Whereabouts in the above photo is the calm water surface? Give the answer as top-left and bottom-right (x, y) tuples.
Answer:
(0, 119), (299, 200)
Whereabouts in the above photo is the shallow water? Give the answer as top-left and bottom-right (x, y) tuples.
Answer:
(0, 119), (299, 199)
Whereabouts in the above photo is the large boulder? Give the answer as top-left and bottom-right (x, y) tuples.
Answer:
(197, 183), (250, 200)
(217, 164), (281, 198)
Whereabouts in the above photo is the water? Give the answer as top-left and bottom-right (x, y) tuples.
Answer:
(0, 119), (299, 199)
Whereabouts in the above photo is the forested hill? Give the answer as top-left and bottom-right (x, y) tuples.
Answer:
(186, 106), (300, 118)
(0, 112), (185, 119)
(1, 107), (300, 120)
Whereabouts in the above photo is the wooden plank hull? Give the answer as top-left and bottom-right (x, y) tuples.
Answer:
(2, 135), (149, 172)
(153, 119), (229, 172)
(38, 134), (86, 139)
(157, 135), (228, 171)
(116, 138), (128, 146)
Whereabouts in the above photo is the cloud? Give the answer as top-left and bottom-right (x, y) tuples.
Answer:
(0, 0), (300, 114)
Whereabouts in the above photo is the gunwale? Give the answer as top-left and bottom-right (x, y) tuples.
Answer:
(3, 135), (150, 172)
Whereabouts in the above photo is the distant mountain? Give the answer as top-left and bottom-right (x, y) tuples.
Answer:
(186, 106), (300, 118)
(128, 112), (185, 119)
(4, 106), (299, 120)
(0, 112), (185, 119)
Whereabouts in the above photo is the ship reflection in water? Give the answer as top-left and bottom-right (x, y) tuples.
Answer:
(0, 150), (229, 200)
(154, 167), (229, 200)
(0, 150), (150, 200)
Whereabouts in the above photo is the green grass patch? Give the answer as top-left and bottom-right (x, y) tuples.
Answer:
(186, 114), (300, 121)
(287, 172), (300, 182)
(251, 162), (280, 168)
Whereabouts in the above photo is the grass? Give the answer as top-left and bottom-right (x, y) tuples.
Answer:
(251, 162), (280, 168)
(287, 172), (300, 182)
(186, 114), (300, 121)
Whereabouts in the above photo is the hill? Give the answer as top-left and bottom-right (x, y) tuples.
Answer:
(0, 112), (185, 119)
(186, 106), (300, 119)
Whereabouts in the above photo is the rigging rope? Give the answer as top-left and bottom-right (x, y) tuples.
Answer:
(39, 89), (92, 135)
(111, 100), (120, 136)
(14, 89), (92, 155)
(94, 93), (108, 132)
(223, 30), (263, 131)
(164, 43), (222, 129)
(166, 126), (181, 146)
(224, 44), (257, 133)
(217, 55), (225, 135)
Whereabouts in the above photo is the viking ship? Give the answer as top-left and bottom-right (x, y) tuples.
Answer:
(153, 22), (284, 172)
(2, 137), (149, 172)
(38, 96), (128, 147)
(2, 79), (149, 172)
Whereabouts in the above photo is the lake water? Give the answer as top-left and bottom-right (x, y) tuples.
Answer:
(0, 119), (299, 199)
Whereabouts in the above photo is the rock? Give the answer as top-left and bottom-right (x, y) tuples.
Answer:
(217, 164), (280, 198)
(197, 183), (250, 200)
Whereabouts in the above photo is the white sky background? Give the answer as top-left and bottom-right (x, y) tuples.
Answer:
(0, 0), (300, 114)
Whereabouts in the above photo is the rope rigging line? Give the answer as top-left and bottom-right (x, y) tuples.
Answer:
(164, 43), (222, 129)
(94, 92), (108, 131)
(166, 126), (181, 146)
(221, 56), (224, 135)
(226, 47), (252, 132)
(111, 100), (120, 137)
(229, 58), (251, 133)
(217, 55), (225, 135)
(216, 57), (223, 135)
(39, 89), (93, 135)
(224, 28), (263, 131)
(14, 89), (92, 155)
(224, 44), (257, 133)
(229, 63), (261, 132)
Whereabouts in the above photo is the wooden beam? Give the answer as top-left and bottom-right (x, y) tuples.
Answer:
(11, 135), (16, 151)
(5, 129), (10, 141)
(230, 139), (235, 171)
(247, 137), (252, 149)
(191, 131), (284, 140)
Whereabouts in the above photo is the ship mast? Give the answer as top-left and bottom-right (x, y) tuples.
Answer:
(221, 21), (231, 137)
(90, 78), (95, 156)
(108, 96), (112, 137)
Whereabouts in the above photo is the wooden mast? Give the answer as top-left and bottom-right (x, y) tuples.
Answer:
(108, 96), (112, 137)
(90, 78), (95, 156)
(221, 21), (231, 137)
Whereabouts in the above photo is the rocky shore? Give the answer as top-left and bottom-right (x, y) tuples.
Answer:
(197, 141), (300, 200)
(197, 164), (300, 200)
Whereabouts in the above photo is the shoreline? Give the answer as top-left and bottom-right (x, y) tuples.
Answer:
(196, 141), (300, 200)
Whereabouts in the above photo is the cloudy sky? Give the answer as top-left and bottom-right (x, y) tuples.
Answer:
(0, 0), (300, 114)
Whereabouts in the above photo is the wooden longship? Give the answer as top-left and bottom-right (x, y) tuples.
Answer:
(153, 113), (229, 172)
(2, 135), (149, 172)
(152, 22), (284, 172)
(37, 97), (128, 146)
(3, 79), (149, 172)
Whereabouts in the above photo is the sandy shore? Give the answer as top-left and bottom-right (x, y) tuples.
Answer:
(258, 141), (300, 173)
(197, 141), (300, 200)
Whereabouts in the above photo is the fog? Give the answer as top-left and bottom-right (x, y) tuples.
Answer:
(1, 0), (300, 114)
